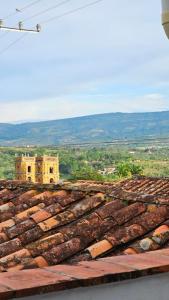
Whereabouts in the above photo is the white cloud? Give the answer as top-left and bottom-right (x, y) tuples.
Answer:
(1, 93), (168, 123)
(0, 0), (169, 122)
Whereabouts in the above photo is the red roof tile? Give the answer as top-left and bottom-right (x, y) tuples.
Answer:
(1, 249), (169, 299)
(0, 177), (169, 273)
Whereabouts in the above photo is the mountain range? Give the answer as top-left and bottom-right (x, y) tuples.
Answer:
(0, 111), (169, 146)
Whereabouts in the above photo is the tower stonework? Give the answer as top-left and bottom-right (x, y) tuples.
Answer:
(15, 156), (36, 182)
(35, 155), (59, 184)
(15, 155), (59, 184)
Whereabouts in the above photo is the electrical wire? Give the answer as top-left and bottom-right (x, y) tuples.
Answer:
(22, 0), (104, 24)
(3, 0), (42, 20)
(0, 32), (10, 40)
(0, 0), (104, 55)
(0, 33), (27, 56)
(0, 1), (42, 45)
(22, 0), (72, 22)
(41, 0), (104, 24)
(19, 0), (43, 11)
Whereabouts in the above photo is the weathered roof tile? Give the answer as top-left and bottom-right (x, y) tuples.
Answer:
(87, 240), (112, 258)
(26, 233), (65, 257)
(0, 238), (22, 258)
(0, 177), (169, 272)
(19, 226), (43, 245)
(6, 219), (36, 239)
(113, 202), (146, 225)
(43, 238), (82, 265)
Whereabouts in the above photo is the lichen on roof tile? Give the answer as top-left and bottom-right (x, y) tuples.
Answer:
(0, 177), (169, 272)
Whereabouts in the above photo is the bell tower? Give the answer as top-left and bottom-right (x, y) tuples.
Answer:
(15, 156), (36, 182)
(35, 155), (59, 184)
(15, 155), (59, 184)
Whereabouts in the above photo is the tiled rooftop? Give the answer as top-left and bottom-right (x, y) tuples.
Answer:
(1, 249), (169, 299)
(0, 177), (168, 273)
(1, 177), (169, 298)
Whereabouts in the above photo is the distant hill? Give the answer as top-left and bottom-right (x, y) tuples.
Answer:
(1, 111), (169, 146)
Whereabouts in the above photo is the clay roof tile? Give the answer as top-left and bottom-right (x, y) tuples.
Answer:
(0, 178), (169, 272)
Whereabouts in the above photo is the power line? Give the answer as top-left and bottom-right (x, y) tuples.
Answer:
(0, 1), (42, 45)
(22, 0), (104, 24)
(0, 33), (27, 56)
(19, 0), (42, 11)
(0, 32), (10, 40)
(0, 0), (104, 55)
(42, 0), (105, 25)
(22, 0), (72, 22)
(3, 0), (42, 20)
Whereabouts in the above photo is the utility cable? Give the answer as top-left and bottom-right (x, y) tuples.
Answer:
(22, 0), (72, 22)
(18, 0), (43, 11)
(0, 0), (104, 55)
(0, 33), (27, 56)
(3, 0), (42, 20)
(0, 32), (10, 40)
(22, 0), (104, 24)
(41, 0), (104, 25)
(0, 1), (42, 44)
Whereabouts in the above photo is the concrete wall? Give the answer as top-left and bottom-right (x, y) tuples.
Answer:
(18, 273), (169, 300)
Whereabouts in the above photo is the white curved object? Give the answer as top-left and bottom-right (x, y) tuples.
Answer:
(162, 0), (169, 38)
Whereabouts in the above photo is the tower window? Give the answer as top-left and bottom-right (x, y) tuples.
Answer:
(28, 166), (31, 173)
(49, 167), (54, 174)
(28, 177), (32, 182)
(50, 178), (54, 183)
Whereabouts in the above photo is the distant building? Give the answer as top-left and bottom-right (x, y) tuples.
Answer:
(15, 155), (59, 184)
(98, 167), (116, 176)
(129, 151), (136, 155)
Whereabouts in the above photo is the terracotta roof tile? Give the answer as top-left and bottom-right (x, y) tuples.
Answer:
(70, 194), (104, 218)
(38, 217), (61, 232)
(87, 239), (112, 258)
(128, 206), (169, 231)
(105, 224), (145, 247)
(14, 190), (38, 206)
(0, 219), (15, 232)
(19, 226), (43, 245)
(6, 219), (36, 239)
(0, 248), (32, 270)
(0, 238), (22, 258)
(33, 256), (49, 268)
(26, 233), (65, 257)
(0, 232), (8, 244)
(31, 209), (52, 224)
(123, 223), (169, 255)
(112, 203), (146, 225)
(16, 203), (45, 219)
(153, 224), (169, 235)
(2, 249), (169, 299)
(96, 199), (125, 219)
(0, 177), (169, 272)
(43, 238), (82, 265)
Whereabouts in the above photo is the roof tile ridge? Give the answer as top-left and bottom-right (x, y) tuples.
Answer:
(110, 188), (169, 205)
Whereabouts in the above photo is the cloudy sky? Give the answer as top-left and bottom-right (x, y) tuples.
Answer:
(0, 0), (169, 123)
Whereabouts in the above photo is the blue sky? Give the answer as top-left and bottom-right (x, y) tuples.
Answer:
(0, 0), (169, 122)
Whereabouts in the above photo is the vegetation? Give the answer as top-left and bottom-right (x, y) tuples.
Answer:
(0, 143), (169, 181)
(1, 111), (169, 146)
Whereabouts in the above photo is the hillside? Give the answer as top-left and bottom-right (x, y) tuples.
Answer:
(1, 111), (169, 146)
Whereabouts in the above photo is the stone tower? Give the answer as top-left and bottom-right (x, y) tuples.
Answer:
(15, 156), (36, 182)
(15, 155), (59, 184)
(35, 155), (59, 184)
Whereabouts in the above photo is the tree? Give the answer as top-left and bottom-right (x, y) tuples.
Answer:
(116, 162), (143, 178)
(71, 165), (104, 181)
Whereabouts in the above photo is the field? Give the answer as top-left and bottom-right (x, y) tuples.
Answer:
(1, 142), (169, 181)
